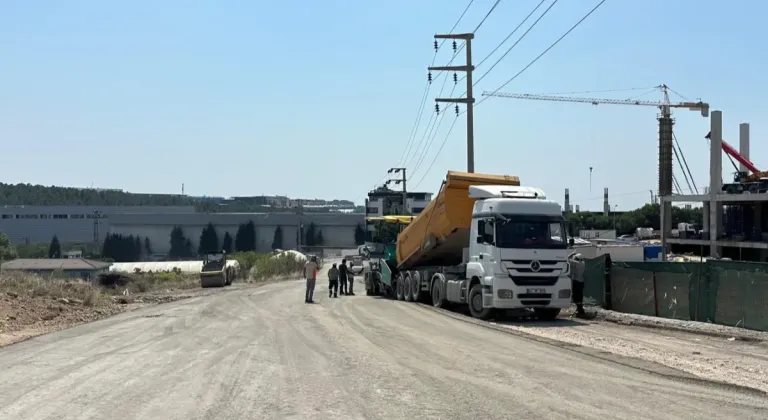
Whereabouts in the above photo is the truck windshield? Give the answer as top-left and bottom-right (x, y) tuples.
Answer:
(494, 215), (567, 249)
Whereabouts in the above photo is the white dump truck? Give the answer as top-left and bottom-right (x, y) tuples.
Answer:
(364, 171), (573, 320)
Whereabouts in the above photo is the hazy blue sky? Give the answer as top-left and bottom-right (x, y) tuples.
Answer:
(1, 1), (765, 210)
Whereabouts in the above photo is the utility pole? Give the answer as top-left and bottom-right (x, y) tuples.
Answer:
(428, 33), (475, 173)
(386, 168), (408, 214)
(296, 199), (304, 251)
(92, 210), (102, 256)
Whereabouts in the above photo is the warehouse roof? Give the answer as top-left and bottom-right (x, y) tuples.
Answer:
(1, 258), (112, 271)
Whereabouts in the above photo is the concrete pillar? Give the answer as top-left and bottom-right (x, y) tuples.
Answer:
(603, 188), (609, 216)
(709, 111), (723, 256)
(564, 188), (570, 214)
(702, 202), (710, 238)
(739, 123), (750, 172)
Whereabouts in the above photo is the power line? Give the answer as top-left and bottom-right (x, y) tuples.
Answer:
(476, 0), (609, 109)
(473, 0), (503, 33)
(419, 0), (609, 184)
(475, 0), (547, 70)
(395, 1), (475, 168)
(411, 84), (459, 178)
(405, 49), (458, 170)
(472, 0), (560, 88)
(413, 116), (461, 190)
(454, 0), (547, 88)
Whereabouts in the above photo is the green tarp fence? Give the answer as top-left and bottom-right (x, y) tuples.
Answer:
(583, 257), (768, 333)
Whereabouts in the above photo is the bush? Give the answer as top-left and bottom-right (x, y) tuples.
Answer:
(230, 251), (304, 282)
(0, 272), (111, 305)
(97, 271), (199, 293)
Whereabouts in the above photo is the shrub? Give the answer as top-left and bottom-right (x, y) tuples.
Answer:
(229, 251), (304, 282)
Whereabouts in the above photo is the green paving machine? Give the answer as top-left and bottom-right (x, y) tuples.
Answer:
(363, 215), (414, 297)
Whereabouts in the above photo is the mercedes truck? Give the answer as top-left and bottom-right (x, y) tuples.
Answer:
(364, 171), (572, 320)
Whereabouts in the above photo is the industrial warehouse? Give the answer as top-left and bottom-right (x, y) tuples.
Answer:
(0, 204), (364, 254)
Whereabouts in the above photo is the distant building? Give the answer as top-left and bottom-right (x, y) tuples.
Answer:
(365, 187), (432, 217)
(364, 187), (433, 239)
(0, 205), (196, 245)
(1, 258), (112, 279)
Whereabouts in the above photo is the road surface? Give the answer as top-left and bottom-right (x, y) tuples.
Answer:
(1, 265), (766, 419)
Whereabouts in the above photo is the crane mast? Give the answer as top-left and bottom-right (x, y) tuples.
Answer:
(482, 85), (709, 236)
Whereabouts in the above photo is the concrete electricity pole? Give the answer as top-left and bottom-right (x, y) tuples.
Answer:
(386, 167), (408, 214)
(428, 33), (475, 173)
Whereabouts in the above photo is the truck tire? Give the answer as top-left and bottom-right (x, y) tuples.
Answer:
(403, 273), (413, 302)
(468, 283), (493, 320)
(431, 279), (445, 308)
(411, 271), (422, 302)
(395, 274), (405, 301)
(534, 308), (561, 321)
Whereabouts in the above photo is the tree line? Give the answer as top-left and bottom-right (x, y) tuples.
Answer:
(0, 183), (362, 213)
(566, 203), (703, 236)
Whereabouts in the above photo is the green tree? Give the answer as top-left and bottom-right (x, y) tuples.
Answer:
(315, 229), (324, 246)
(305, 222), (317, 247)
(198, 222), (220, 255)
(234, 221), (256, 252)
(184, 238), (193, 257)
(0, 232), (18, 261)
(354, 223), (366, 245)
(134, 236), (142, 258)
(48, 235), (62, 258)
(222, 232), (233, 253)
(272, 226), (283, 250)
(101, 234), (141, 262)
(169, 226), (189, 259)
(144, 237), (153, 255)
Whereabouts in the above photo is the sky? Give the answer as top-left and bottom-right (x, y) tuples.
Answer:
(1, 0), (766, 211)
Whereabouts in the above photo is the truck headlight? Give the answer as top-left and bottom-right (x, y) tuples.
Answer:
(558, 289), (571, 299)
(497, 289), (513, 299)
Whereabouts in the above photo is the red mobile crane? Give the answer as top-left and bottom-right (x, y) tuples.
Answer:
(706, 131), (768, 194)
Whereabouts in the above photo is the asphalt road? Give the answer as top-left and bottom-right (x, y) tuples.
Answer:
(1, 269), (767, 419)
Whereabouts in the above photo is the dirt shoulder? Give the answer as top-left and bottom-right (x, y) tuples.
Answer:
(0, 272), (296, 348)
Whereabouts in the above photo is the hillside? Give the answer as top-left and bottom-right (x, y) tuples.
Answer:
(0, 183), (362, 213)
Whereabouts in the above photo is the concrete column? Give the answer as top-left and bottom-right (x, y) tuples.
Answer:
(709, 111), (723, 256)
(702, 202), (710, 238)
(739, 123), (750, 172)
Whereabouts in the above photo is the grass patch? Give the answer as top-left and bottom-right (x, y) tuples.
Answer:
(0, 271), (112, 306)
(229, 251), (305, 282)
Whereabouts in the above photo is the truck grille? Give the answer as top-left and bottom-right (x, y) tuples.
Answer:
(508, 276), (559, 286)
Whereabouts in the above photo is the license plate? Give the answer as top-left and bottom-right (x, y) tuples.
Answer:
(526, 288), (546, 294)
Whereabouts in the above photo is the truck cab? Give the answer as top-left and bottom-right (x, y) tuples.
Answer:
(464, 185), (572, 317)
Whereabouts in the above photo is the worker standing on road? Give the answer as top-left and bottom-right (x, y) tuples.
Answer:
(328, 263), (339, 298)
(347, 268), (356, 296)
(304, 256), (319, 304)
(338, 259), (349, 295)
(568, 253), (587, 318)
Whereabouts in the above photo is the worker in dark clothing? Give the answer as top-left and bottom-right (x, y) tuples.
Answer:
(328, 263), (339, 298)
(568, 252), (587, 318)
(338, 259), (349, 295)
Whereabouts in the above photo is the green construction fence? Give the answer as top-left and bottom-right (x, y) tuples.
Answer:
(582, 256), (768, 333)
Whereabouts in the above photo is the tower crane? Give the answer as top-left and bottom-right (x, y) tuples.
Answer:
(481, 84), (709, 199)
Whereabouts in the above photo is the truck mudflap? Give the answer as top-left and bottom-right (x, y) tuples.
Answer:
(491, 275), (572, 309)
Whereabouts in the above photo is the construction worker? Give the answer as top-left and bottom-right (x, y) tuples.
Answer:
(328, 263), (339, 298)
(304, 256), (319, 304)
(338, 259), (349, 295)
(347, 267), (356, 296)
(568, 252), (587, 318)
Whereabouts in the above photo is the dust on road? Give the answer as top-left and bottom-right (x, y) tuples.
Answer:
(1, 266), (766, 419)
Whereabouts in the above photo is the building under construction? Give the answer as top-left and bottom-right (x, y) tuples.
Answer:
(663, 111), (768, 261)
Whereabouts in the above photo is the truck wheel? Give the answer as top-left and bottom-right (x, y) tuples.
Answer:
(431, 280), (445, 308)
(411, 271), (422, 302)
(395, 275), (405, 301)
(403, 273), (413, 302)
(534, 308), (561, 321)
(468, 284), (492, 320)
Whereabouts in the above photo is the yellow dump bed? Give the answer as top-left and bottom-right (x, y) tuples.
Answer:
(396, 171), (521, 268)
